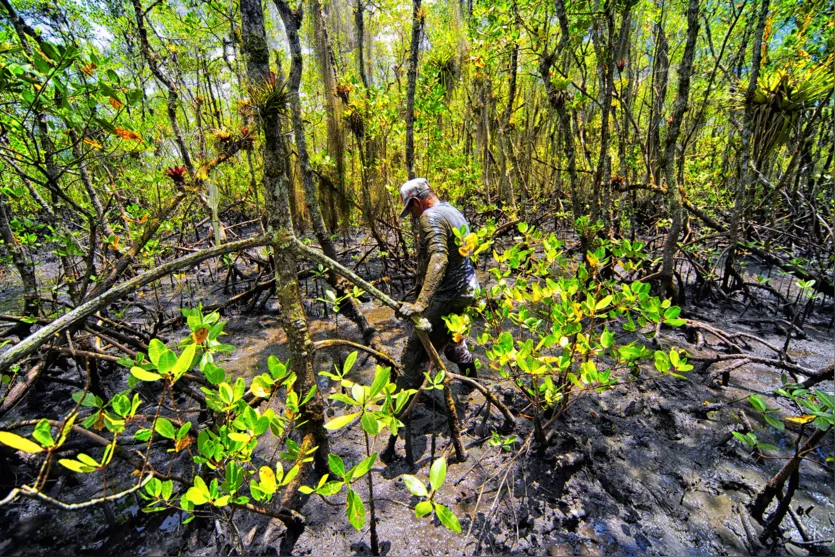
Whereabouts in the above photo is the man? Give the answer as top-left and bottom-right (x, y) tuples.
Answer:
(396, 177), (479, 389)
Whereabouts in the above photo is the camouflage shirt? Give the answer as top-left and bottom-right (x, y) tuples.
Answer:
(416, 202), (479, 301)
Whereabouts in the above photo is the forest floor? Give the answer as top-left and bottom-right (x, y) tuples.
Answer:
(0, 231), (833, 556)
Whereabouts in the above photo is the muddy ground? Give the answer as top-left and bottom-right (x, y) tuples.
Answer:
(0, 234), (833, 556)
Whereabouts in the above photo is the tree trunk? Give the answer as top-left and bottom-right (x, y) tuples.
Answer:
(646, 4), (669, 189)
(310, 0), (348, 231)
(591, 5), (616, 229)
(274, 0), (392, 365)
(541, 0), (582, 240)
(405, 0), (424, 180)
(724, 0), (771, 289)
(658, 0), (699, 301)
(239, 0), (328, 482)
(499, 38), (519, 211)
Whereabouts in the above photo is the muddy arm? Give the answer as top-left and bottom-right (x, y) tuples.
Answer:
(414, 252), (447, 309)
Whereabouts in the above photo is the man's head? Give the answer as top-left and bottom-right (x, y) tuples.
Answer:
(399, 178), (438, 218)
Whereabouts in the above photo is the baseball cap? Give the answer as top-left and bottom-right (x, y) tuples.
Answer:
(399, 178), (432, 218)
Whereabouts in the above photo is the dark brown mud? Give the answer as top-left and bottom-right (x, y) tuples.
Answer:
(0, 237), (832, 556)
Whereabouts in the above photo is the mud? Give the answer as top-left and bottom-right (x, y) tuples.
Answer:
(0, 237), (833, 556)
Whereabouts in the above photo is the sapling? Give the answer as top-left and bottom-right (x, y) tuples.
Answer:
(401, 457), (462, 533)
(311, 354), (415, 555)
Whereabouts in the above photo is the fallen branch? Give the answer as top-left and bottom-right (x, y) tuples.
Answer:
(1, 475), (153, 510)
(801, 363), (834, 389)
(0, 234), (271, 375)
(690, 353), (815, 379)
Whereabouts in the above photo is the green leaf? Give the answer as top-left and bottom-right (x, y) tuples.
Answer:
(146, 477), (162, 498)
(343, 351), (358, 375)
(258, 466), (277, 494)
(228, 432), (251, 444)
(429, 457), (447, 492)
(324, 412), (360, 431)
(816, 390), (835, 411)
(361, 412), (380, 436)
(250, 375), (274, 398)
(154, 417), (176, 439)
(669, 350), (680, 368)
(663, 306), (681, 320)
(0, 431), (43, 453)
(415, 500), (433, 518)
(207, 321), (225, 341)
(434, 503), (462, 533)
(173, 343), (197, 377)
(731, 431), (749, 445)
(566, 372), (584, 388)
(328, 454), (346, 478)
(653, 351), (671, 373)
(280, 464), (300, 487)
(764, 414), (785, 431)
(148, 339), (166, 366)
(317, 481), (344, 496)
(202, 362), (225, 385)
(748, 394), (767, 413)
(176, 422), (192, 440)
(369, 367), (391, 399)
(111, 394), (130, 417)
(131, 367), (162, 382)
(156, 350), (177, 375)
(757, 443), (780, 452)
(77, 453), (100, 467)
(349, 454), (376, 482)
(161, 480), (173, 500)
(185, 486), (209, 506)
(595, 295), (613, 311)
(267, 355), (287, 380)
(402, 474), (428, 497)
(32, 419), (54, 448)
(346, 489), (365, 531)
(233, 378), (246, 401)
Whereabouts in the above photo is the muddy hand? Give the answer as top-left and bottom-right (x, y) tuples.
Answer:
(398, 302), (432, 332)
(399, 301), (426, 317)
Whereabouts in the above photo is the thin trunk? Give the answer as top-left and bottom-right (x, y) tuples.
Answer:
(647, 5), (669, 189)
(591, 5), (616, 229)
(724, 0), (772, 289)
(274, 0), (391, 365)
(658, 0), (699, 300)
(405, 0), (424, 179)
(499, 36), (519, 211)
(541, 0), (581, 238)
(355, 0), (369, 90)
(311, 0), (347, 231)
